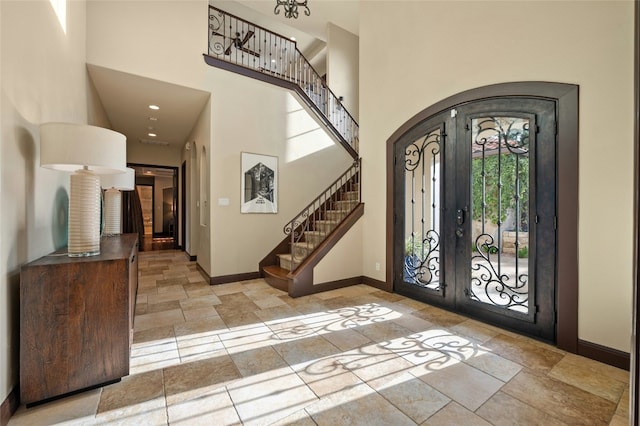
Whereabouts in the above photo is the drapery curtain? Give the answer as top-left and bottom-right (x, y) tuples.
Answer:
(122, 189), (145, 251)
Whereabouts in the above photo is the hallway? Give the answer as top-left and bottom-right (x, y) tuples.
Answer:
(9, 250), (629, 425)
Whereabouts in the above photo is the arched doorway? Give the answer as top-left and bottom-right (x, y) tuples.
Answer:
(387, 82), (578, 348)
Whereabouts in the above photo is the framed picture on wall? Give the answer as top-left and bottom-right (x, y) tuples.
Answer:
(241, 152), (278, 213)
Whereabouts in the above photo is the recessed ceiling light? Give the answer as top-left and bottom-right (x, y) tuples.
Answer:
(148, 105), (160, 110)
(148, 132), (157, 137)
(148, 116), (158, 121)
(271, 59), (276, 63)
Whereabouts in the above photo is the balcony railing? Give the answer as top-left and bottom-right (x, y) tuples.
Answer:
(207, 6), (359, 154)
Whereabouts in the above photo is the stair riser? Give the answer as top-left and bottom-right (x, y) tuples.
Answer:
(264, 275), (289, 292)
(325, 211), (347, 221)
(280, 254), (307, 270)
(304, 232), (326, 245)
(333, 200), (357, 210)
(342, 192), (359, 201)
(291, 243), (314, 258)
(278, 255), (292, 271)
(278, 245), (312, 270)
(314, 222), (337, 234)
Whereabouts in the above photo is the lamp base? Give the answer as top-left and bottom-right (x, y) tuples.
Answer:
(68, 169), (101, 257)
(104, 188), (122, 235)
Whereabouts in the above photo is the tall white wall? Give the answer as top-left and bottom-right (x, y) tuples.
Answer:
(359, 0), (635, 352)
(127, 143), (182, 168)
(1, 0), (88, 404)
(326, 23), (359, 121)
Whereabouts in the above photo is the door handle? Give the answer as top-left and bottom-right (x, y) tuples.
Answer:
(456, 209), (465, 225)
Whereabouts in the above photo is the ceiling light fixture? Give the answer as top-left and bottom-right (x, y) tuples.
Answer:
(274, 0), (309, 19)
(147, 132), (157, 137)
(148, 104), (160, 110)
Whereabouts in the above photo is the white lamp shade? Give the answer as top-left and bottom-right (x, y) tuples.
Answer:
(40, 122), (127, 174)
(101, 167), (135, 190)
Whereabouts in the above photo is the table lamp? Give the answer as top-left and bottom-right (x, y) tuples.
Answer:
(40, 123), (127, 257)
(101, 167), (135, 235)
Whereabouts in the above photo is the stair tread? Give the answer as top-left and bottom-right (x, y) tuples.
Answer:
(263, 265), (290, 279)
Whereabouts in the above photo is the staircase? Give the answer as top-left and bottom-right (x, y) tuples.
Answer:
(260, 160), (362, 296)
(204, 7), (363, 296)
(204, 6), (358, 159)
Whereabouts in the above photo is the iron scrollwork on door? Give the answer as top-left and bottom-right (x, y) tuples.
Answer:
(403, 128), (442, 291)
(469, 117), (530, 313)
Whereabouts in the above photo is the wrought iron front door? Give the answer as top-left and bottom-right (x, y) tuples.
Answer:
(394, 98), (557, 341)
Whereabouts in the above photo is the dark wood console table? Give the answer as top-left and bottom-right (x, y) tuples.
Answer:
(20, 234), (139, 405)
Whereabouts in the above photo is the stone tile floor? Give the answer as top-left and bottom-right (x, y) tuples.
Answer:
(10, 250), (630, 425)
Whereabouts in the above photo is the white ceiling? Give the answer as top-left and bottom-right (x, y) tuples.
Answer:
(88, 64), (210, 149)
(88, 1), (358, 154)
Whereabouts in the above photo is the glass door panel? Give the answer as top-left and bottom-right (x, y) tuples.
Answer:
(468, 117), (531, 314)
(393, 97), (556, 341)
(403, 128), (442, 291)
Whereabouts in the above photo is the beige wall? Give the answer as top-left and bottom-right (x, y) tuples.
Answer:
(326, 23), (359, 121)
(184, 101), (210, 257)
(360, 1), (635, 352)
(87, 71), (111, 128)
(1, 0), (88, 403)
(127, 143), (182, 168)
(207, 72), (354, 276)
(314, 220), (363, 284)
(87, 1), (206, 91)
(86, 0), (355, 278)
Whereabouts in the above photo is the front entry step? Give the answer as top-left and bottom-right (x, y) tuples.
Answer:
(262, 265), (290, 292)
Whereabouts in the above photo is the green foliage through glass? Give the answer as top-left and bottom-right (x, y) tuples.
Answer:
(471, 152), (529, 231)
